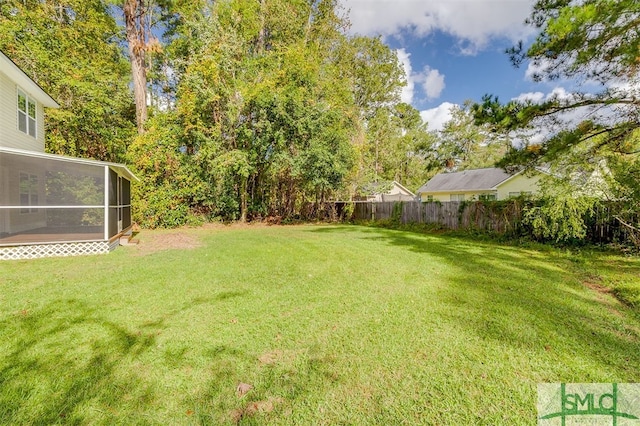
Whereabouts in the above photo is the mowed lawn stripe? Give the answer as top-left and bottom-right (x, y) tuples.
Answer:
(1, 224), (638, 425)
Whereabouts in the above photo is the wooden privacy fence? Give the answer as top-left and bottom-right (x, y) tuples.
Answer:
(341, 201), (524, 233)
(324, 200), (636, 245)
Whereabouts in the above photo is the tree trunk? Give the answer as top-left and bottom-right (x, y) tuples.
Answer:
(124, 0), (148, 134)
(240, 177), (248, 222)
(256, 0), (266, 54)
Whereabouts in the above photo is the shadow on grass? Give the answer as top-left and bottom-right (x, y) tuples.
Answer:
(0, 298), (158, 423)
(309, 225), (640, 382)
(0, 291), (227, 424)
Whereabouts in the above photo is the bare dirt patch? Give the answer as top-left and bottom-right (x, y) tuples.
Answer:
(257, 348), (303, 366)
(582, 280), (624, 317)
(134, 231), (203, 255)
(201, 221), (279, 230)
(131, 222), (284, 256)
(583, 280), (614, 296)
(230, 397), (284, 423)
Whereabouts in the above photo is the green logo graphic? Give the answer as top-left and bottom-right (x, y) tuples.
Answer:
(538, 383), (640, 425)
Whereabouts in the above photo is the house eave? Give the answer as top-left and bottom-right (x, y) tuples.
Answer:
(391, 181), (416, 197)
(418, 188), (498, 194)
(0, 50), (59, 108)
(492, 169), (524, 188)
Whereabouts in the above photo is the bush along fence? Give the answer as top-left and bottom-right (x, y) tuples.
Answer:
(328, 200), (638, 247)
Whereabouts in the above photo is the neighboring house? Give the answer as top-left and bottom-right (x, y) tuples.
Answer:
(0, 50), (137, 260)
(356, 181), (416, 202)
(417, 167), (543, 202)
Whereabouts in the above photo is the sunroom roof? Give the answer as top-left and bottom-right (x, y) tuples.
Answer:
(0, 146), (138, 181)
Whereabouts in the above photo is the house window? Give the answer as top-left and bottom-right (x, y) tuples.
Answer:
(425, 195), (434, 202)
(18, 89), (37, 138)
(20, 173), (39, 213)
(479, 193), (497, 201)
(450, 194), (465, 202)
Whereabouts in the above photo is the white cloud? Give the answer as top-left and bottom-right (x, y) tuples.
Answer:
(512, 87), (575, 104)
(420, 102), (457, 131)
(546, 87), (574, 101)
(513, 91), (544, 103)
(609, 77), (640, 92)
(396, 49), (446, 103)
(529, 133), (546, 145)
(396, 48), (416, 104)
(342, 0), (536, 54)
(524, 58), (550, 82)
(422, 67), (446, 100)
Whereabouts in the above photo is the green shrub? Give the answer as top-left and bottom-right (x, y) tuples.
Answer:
(523, 196), (600, 243)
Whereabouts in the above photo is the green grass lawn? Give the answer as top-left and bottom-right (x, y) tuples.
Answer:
(1, 224), (639, 425)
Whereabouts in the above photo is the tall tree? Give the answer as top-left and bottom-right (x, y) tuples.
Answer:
(345, 36), (405, 119)
(339, 35), (411, 191)
(118, 0), (176, 133)
(127, 0), (424, 226)
(434, 102), (507, 172)
(123, 0), (147, 134)
(360, 103), (434, 190)
(129, 0), (361, 224)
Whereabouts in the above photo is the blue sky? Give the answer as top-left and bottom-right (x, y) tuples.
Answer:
(340, 0), (552, 130)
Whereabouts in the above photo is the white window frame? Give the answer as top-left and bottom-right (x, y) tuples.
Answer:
(19, 172), (39, 214)
(450, 194), (465, 202)
(17, 88), (37, 138)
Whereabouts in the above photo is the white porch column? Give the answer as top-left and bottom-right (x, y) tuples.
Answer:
(104, 166), (109, 240)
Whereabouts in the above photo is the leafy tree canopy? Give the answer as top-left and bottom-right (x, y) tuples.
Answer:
(426, 101), (508, 173)
(129, 0), (411, 224)
(473, 0), (640, 242)
(1, 0), (435, 225)
(474, 0), (640, 164)
(0, 0), (135, 161)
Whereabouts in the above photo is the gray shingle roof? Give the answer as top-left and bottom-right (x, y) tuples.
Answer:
(417, 168), (514, 193)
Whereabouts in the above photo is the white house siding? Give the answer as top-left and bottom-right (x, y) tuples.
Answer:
(370, 182), (416, 202)
(0, 71), (45, 152)
(496, 173), (542, 200)
(387, 183), (412, 197)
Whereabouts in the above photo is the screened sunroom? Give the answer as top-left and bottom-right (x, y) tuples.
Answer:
(0, 147), (137, 260)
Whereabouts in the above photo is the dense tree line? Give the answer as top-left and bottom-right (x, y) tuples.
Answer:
(5, 0), (636, 241)
(2, 0), (442, 226)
